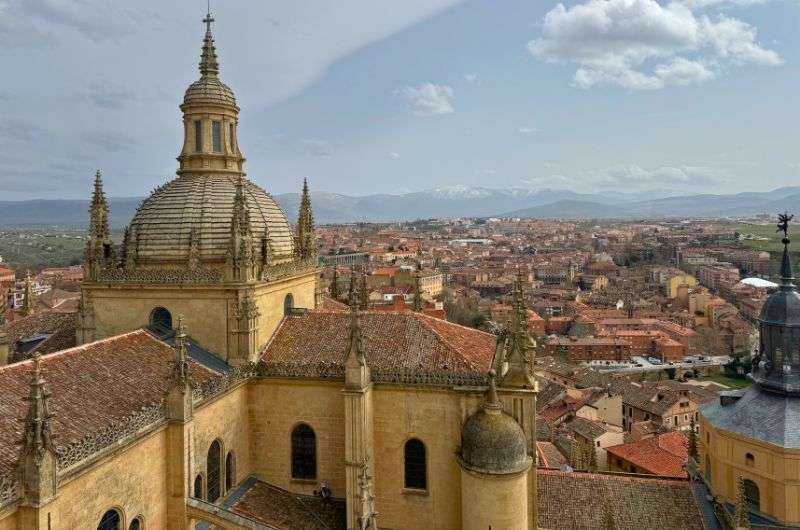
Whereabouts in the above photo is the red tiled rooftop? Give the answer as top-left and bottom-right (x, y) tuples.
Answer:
(262, 311), (495, 376)
(0, 330), (220, 478)
(605, 431), (688, 478)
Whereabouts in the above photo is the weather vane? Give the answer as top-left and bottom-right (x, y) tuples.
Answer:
(777, 212), (793, 240)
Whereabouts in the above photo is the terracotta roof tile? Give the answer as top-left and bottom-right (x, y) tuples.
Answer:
(537, 469), (704, 529)
(0, 330), (220, 478)
(227, 478), (346, 530)
(605, 431), (688, 478)
(262, 311), (495, 376)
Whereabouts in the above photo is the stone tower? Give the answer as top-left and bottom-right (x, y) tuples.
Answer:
(77, 13), (318, 364)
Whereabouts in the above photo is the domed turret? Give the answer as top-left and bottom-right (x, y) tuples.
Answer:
(457, 371), (532, 530)
(459, 372), (530, 474)
(750, 213), (800, 394)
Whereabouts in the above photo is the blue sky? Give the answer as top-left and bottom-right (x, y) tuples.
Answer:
(0, 0), (798, 200)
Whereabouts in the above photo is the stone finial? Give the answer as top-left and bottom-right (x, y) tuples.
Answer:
(20, 272), (34, 317)
(84, 170), (114, 280)
(357, 460), (379, 530)
(500, 270), (535, 388)
(295, 178), (317, 262)
(170, 316), (190, 388)
(166, 316), (194, 422)
(483, 369), (502, 413)
(18, 353), (58, 506)
(227, 175), (256, 281)
(345, 284), (370, 389)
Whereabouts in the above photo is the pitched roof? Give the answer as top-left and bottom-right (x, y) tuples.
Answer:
(261, 310), (495, 378)
(537, 469), (704, 529)
(225, 477), (346, 530)
(605, 431), (688, 478)
(1, 311), (77, 361)
(0, 330), (220, 478)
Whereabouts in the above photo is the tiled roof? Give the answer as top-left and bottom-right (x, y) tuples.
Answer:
(567, 417), (612, 440)
(537, 441), (568, 469)
(537, 469), (704, 529)
(226, 477), (346, 530)
(1, 311), (77, 362)
(605, 431), (688, 478)
(0, 330), (220, 478)
(262, 311), (495, 376)
(317, 296), (349, 312)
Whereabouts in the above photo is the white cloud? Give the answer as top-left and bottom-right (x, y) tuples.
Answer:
(518, 126), (542, 134)
(528, 0), (781, 90)
(389, 152), (401, 159)
(464, 73), (479, 84)
(588, 163), (729, 188)
(400, 83), (455, 116)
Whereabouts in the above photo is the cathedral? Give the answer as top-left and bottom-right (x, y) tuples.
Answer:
(0, 12), (796, 530)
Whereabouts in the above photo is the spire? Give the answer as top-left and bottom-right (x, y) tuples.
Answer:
(227, 175), (255, 281)
(89, 169), (110, 241)
(199, 9), (219, 77)
(84, 170), (114, 280)
(295, 178), (316, 262)
(18, 353), (58, 506)
(20, 354), (55, 464)
(20, 272), (34, 317)
(346, 289), (366, 367)
(170, 316), (190, 388)
(345, 280), (370, 389)
(166, 315), (194, 421)
(500, 270), (536, 388)
(777, 212), (795, 286)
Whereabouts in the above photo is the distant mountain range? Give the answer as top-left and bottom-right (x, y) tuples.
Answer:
(0, 186), (798, 227)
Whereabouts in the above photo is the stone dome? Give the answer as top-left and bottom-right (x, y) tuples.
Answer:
(459, 406), (531, 475)
(128, 174), (294, 265)
(183, 76), (236, 107)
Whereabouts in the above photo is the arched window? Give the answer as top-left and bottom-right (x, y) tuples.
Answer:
(404, 438), (427, 490)
(226, 451), (236, 491)
(284, 294), (294, 316)
(129, 517), (142, 530)
(291, 423), (316, 479)
(207, 440), (222, 502)
(150, 307), (172, 331)
(743, 479), (760, 511)
(193, 474), (204, 499)
(97, 510), (121, 530)
(745, 453), (755, 467)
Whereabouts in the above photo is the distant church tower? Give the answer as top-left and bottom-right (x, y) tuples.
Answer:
(77, 13), (319, 364)
(698, 212), (800, 526)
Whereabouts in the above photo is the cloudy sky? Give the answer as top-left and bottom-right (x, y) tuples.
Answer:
(0, 0), (798, 200)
